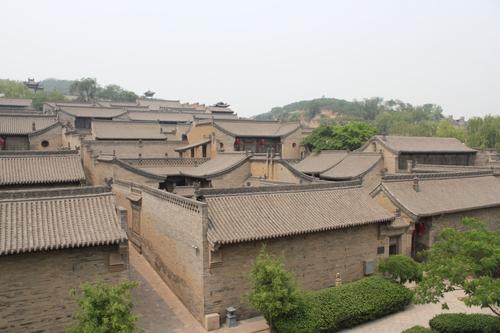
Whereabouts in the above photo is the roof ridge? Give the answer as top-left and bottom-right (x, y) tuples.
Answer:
(383, 170), (493, 182)
(0, 149), (80, 156)
(0, 185), (110, 201)
(197, 179), (362, 198)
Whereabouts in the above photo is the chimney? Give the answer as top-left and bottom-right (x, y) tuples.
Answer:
(407, 160), (414, 173)
(117, 207), (129, 234)
(32, 122), (36, 131)
(413, 176), (420, 192)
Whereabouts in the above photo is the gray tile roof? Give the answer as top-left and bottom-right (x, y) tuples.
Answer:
(115, 157), (209, 177)
(213, 119), (300, 137)
(0, 98), (32, 107)
(294, 150), (347, 174)
(181, 152), (251, 178)
(0, 187), (127, 256)
(126, 111), (194, 123)
(206, 185), (394, 245)
(0, 151), (85, 186)
(372, 135), (477, 153)
(92, 120), (170, 140)
(0, 115), (58, 135)
(59, 106), (126, 118)
(381, 174), (500, 218)
(321, 153), (381, 180)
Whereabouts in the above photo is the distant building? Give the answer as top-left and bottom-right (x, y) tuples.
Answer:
(0, 186), (128, 332)
(0, 98), (33, 111)
(186, 119), (307, 159)
(359, 135), (477, 173)
(0, 114), (62, 150)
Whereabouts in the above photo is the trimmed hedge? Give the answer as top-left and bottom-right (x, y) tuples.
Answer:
(401, 326), (434, 333)
(274, 276), (413, 333)
(429, 313), (500, 333)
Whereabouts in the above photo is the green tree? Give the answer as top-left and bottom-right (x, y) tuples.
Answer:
(303, 121), (377, 151)
(414, 218), (500, 316)
(97, 84), (138, 102)
(248, 247), (299, 329)
(435, 120), (467, 142)
(70, 77), (98, 102)
(66, 280), (141, 333)
(379, 255), (423, 284)
(466, 116), (500, 149)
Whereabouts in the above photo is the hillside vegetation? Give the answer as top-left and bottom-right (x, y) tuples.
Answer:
(256, 97), (500, 149)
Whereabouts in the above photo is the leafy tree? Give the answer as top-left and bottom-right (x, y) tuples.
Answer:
(70, 77), (98, 102)
(97, 84), (138, 102)
(414, 218), (500, 316)
(66, 280), (141, 333)
(436, 120), (467, 142)
(379, 255), (423, 284)
(0, 79), (67, 110)
(466, 116), (500, 149)
(248, 247), (299, 329)
(303, 121), (377, 151)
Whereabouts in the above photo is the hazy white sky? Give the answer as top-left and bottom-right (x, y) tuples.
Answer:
(1, 0), (499, 118)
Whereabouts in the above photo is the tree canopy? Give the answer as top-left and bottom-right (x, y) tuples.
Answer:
(0, 79), (66, 110)
(414, 218), (500, 316)
(303, 122), (377, 151)
(66, 280), (141, 333)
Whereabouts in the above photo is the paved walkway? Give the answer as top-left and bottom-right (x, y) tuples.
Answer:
(129, 246), (206, 333)
(341, 290), (492, 333)
(128, 247), (492, 333)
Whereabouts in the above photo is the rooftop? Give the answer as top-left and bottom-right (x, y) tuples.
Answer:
(320, 152), (381, 180)
(91, 120), (171, 140)
(0, 150), (86, 186)
(371, 135), (477, 153)
(294, 150), (347, 174)
(380, 173), (500, 218)
(212, 119), (301, 137)
(59, 106), (127, 118)
(205, 183), (394, 245)
(180, 152), (251, 178)
(0, 186), (127, 256)
(0, 98), (32, 107)
(0, 114), (58, 135)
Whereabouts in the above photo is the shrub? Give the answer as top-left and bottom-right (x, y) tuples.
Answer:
(274, 276), (413, 332)
(429, 313), (500, 333)
(248, 248), (299, 329)
(66, 280), (140, 333)
(379, 255), (422, 284)
(401, 326), (434, 333)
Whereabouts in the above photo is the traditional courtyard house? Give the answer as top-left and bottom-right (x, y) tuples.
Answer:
(186, 119), (306, 159)
(57, 105), (126, 131)
(0, 150), (86, 190)
(0, 97), (32, 110)
(0, 114), (62, 150)
(112, 179), (399, 328)
(372, 171), (500, 257)
(0, 186), (128, 332)
(359, 135), (477, 173)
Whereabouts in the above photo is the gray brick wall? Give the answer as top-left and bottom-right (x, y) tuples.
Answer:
(0, 245), (128, 333)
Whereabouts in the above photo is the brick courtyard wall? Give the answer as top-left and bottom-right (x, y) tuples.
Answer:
(422, 206), (500, 248)
(281, 128), (305, 160)
(204, 223), (388, 320)
(0, 245), (128, 333)
(209, 160), (251, 188)
(29, 124), (63, 150)
(112, 180), (208, 322)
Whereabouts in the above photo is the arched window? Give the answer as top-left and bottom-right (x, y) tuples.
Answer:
(41, 140), (49, 147)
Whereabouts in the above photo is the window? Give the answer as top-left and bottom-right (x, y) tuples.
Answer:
(181, 134), (188, 141)
(377, 246), (385, 255)
(41, 140), (49, 147)
(190, 148), (195, 158)
(292, 142), (297, 148)
(202, 144), (207, 158)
